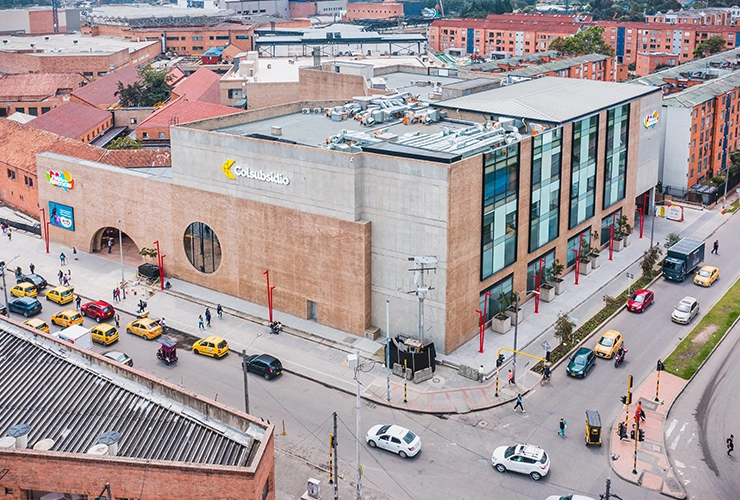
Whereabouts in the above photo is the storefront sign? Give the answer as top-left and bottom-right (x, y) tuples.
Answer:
(643, 111), (659, 129)
(221, 160), (290, 185)
(665, 204), (684, 222)
(49, 201), (75, 231)
(46, 170), (75, 191)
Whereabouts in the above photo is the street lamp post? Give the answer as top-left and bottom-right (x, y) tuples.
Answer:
(0, 255), (20, 316)
(385, 287), (402, 402)
(39, 208), (49, 253)
(118, 212), (133, 299)
(347, 352), (368, 500)
(242, 333), (263, 414)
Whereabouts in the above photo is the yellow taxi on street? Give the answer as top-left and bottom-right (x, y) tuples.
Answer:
(126, 318), (162, 340)
(11, 282), (38, 298)
(192, 336), (230, 358)
(694, 265), (719, 287)
(45, 286), (75, 305)
(23, 318), (50, 333)
(51, 309), (84, 328)
(594, 329), (623, 359)
(90, 323), (119, 345)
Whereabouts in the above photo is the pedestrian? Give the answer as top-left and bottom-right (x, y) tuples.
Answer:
(159, 317), (167, 333)
(637, 401), (646, 422)
(114, 313), (120, 329)
(112, 288), (117, 302)
(198, 315), (205, 330)
(508, 369), (515, 385)
(29, 263), (35, 274)
(116, 288), (121, 301)
(58, 270), (63, 284)
(217, 304), (223, 319)
(7, 227), (11, 240)
(62, 276), (69, 287)
(15, 266), (21, 279)
(60, 252), (66, 266)
(478, 364), (485, 383)
(205, 308), (211, 327)
(712, 239), (719, 255)
(107, 237), (113, 254)
(558, 418), (567, 437)
(67, 269), (71, 278)
(1, 223), (5, 234)
(728, 435), (734, 456)
(513, 393), (525, 413)
(75, 295), (81, 310)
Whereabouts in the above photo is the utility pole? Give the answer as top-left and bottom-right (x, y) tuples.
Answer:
(407, 256), (437, 344)
(333, 412), (339, 500)
(347, 352), (363, 500)
(241, 334), (263, 414)
(385, 287), (402, 402)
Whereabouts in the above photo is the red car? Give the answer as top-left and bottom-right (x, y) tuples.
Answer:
(627, 289), (654, 313)
(80, 300), (115, 322)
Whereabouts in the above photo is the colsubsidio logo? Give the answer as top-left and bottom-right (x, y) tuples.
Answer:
(46, 170), (75, 191)
(221, 160), (290, 185)
(643, 111), (659, 129)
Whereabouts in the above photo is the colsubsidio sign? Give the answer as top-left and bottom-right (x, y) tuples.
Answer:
(46, 170), (75, 191)
(643, 111), (660, 129)
(221, 160), (290, 185)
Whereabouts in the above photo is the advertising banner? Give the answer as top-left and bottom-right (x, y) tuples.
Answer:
(49, 201), (75, 231)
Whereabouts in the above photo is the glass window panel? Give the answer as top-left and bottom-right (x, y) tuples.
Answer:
(603, 104), (629, 209)
(479, 275), (513, 322)
(569, 116), (598, 229)
(530, 128), (562, 252)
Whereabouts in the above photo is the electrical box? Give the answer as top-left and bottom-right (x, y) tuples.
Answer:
(300, 478), (321, 500)
(347, 353), (358, 370)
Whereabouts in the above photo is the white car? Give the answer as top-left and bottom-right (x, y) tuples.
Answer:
(491, 443), (550, 481)
(366, 424), (421, 458)
(671, 296), (699, 324)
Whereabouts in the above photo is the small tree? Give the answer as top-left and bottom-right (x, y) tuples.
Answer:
(139, 247), (158, 262)
(549, 26), (615, 57)
(602, 294), (619, 309)
(496, 292), (513, 317)
(693, 35), (726, 59)
(549, 259), (565, 283)
(554, 312), (577, 347)
(590, 230), (600, 254)
(616, 215), (632, 239)
(641, 245), (663, 277)
(665, 232), (681, 248)
(108, 136), (143, 150)
(580, 236), (591, 261)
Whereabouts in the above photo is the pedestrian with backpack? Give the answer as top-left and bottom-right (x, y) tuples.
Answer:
(558, 418), (567, 437)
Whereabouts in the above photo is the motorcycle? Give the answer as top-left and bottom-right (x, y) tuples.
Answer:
(269, 321), (283, 335)
(614, 347), (628, 368)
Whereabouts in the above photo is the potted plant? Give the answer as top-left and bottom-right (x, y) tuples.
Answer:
(589, 231), (601, 269)
(617, 215), (633, 247)
(579, 237), (592, 275)
(504, 291), (523, 325)
(490, 292), (512, 334)
(550, 259), (565, 295)
(540, 266), (556, 303)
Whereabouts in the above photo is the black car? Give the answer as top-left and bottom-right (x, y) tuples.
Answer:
(17, 273), (48, 291)
(244, 354), (283, 380)
(8, 297), (43, 317)
(566, 347), (596, 378)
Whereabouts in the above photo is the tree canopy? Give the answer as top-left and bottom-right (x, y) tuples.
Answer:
(693, 35), (727, 59)
(108, 136), (143, 150)
(460, 0), (513, 18)
(115, 67), (173, 108)
(549, 26), (615, 56)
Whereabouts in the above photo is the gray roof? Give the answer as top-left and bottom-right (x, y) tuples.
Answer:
(633, 47), (740, 87)
(436, 77), (660, 124)
(664, 71), (740, 108)
(0, 325), (257, 467)
(503, 53), (609, 78)
(468, 50), (561, 72)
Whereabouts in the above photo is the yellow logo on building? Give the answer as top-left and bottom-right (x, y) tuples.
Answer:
(222, 160), (236, 180)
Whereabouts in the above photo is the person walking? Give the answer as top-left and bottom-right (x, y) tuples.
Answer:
(513, 393), (525, 413)
(58, 270), (63, 284)
(75, 295), (81, 310)
(637, 401), (646, 422)
(198, 315), (205, 330)
(205, 308), (212, 327)
(712, 239), (719, 255)
(114, 313), (120, 329)
(29, 263), (35, 274)
(508, 369), (515, 385)
(217, 304), (223, 319)
(62, 276), (69, 287)
(112, 288), (117, 302)
(60, 252), (66, 266)
(7, 227), (11, 240)
(107, 237), (113, 254)
(159, 317), (167, 333)
(728, 435), (734, 456)
(558, 418), (567, 437)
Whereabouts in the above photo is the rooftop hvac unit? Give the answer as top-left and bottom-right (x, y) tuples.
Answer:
(313, 108), (322, 114)
(271, 125), (283, 136)
(33, 439), (55, 451)
(0, 437), (16, 449)
(7, 424), (31, 449)
(302, 108), (311, 114)
(97, 431), (121, 457)
(87, 444), (109, 456)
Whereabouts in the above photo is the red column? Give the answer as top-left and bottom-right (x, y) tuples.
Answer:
(637, 207), (644, 239)
(40, 208), (49, 253)
(476, 309), (484, 353)
(264, 270), (273, 323)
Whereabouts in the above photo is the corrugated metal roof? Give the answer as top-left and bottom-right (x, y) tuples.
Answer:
(503, 53), (609, 77)
(436, 77), (659, 124)
(0, 326), (255, 466)
(634, 47), (740, 87)
(663, 71), (740, 107)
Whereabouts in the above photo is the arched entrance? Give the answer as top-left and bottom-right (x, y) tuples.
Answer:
(91, 227), (142, 267)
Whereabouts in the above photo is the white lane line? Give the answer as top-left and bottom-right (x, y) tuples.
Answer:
(674, 460), (685, 468)
(665, 419), (678, 438)
(670, 422), (688, 450)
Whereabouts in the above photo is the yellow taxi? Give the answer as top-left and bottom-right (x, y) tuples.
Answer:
(51, 309), (84, 328)
(126, 318), (162, 340)
(594, 329), (623, 359)
(90, 323), (119, 345)
(694, 265), (719, 287)
(23, 318), (50, 333)
(11, 282), (38, 298)
(192, 336), (230, 358)
(45, 286), (75, 305)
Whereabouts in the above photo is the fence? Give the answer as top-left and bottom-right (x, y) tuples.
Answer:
(0, 217), (41, 236)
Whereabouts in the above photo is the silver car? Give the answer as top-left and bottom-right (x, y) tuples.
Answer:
(671, 296), (699, 324)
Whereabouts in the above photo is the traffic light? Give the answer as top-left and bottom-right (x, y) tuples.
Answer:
(630, 430), (635, 440)
(620, 393), (632, 405)
(618, 422), (627, 440)
(638, 429), (645, 442)
(627, 392), (632, 405)
(657, 359), (665, 371)
(620, 395), (627, 405)
(545, 350), (551, 362)
(496, 354), (505, 368)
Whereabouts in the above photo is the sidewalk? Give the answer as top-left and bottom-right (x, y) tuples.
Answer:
(0, 196), (734, 415)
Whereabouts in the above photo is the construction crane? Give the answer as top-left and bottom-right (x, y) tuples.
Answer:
(52, 0), (59, 33)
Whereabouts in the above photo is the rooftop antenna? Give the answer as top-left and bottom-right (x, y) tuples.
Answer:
(407, 256), (437, 344)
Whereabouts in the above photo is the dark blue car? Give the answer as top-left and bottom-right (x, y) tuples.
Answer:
(8, 297), (43, 317)
(17, 273), (47, 291)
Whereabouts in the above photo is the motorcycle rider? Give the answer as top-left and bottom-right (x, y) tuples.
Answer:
(542, 363), (552, 381)
(616, 345), (626, 363)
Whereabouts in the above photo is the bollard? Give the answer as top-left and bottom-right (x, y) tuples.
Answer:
(281, 419), (287, 436)
(655, 371), (661, 402)
(404, 379), (407, 404)
(329, 433), (334, 484)
(495, 375), (499, 397)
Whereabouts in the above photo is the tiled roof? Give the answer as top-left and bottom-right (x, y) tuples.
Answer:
(663, 71), (740, 107)
(0, 119), (170, 172)
(138, 97), (243, 128)
(168, 67), (187, 86)
(0, 325), (257, 466)
(71, 65), (139, 107)
(503, 53), (609, 77)
(634, 46), (740, 86)
(431, 18), (582, 33)
(221, 44), (243, 62)
(0, 73), (82, 100)
(171, 67), (222, 104)
(26, 101), (112, 140)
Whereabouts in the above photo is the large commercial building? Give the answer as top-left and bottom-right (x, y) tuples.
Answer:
(37, 77), (661, 355)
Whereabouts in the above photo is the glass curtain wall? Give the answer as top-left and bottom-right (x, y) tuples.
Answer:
(566, 230), (591, 268)
(569, 115), (598, 229)
(526, 249), (555, 293)
(604, 104), (629, 209)
(600, 208), (622, 245)
(479, 275), (513, 322)
(530, 128), (562, 252)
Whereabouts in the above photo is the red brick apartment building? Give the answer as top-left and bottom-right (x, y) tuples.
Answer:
(0, 73), (84, 118)
(344, 1), (404, 21)
(645, 8), (732, 26)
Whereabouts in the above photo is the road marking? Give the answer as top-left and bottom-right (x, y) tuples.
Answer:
(686, 429), (695, 447)
(670, 422), (688, 450)
(665, 419), (678, 437)
(674, 460), (685, 468)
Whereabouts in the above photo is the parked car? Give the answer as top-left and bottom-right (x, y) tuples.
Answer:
(672, 296), (699, 325)
(17, 273), (47, 291)
(627, 289), (654, 313)
(45, 286), (74, 305)
(8, 297), (42, 317)
(80, 300), (115, 322)
(491, 443), (550, 481)
(594, 330), (623, 359)
(192, 336), (229, 358)
(244, 354), (283, 380)
(694, 265), (719, 287)
(566, 347), (596, 378)
(126, 318), (162, 340)
(90, 324), (118, 345)
(51, 309), (84, 328)
(23, 318), (50, 333)
(10, 282), (38, 298)
(366, 424), (421, 458)
(103, 350), (133, 367)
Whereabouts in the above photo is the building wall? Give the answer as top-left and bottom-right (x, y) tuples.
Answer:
(112, 108), (156, 128)
(635, 92), (664, 197)
(29, 9), (61, 33)
(660, 106), (692, 189)
(316, 0), (346, 15)
(345, 2), (403, 21)
(222, 0), (290, 17)
(0, 9), (31, 33)
(79, 115), (113, 143)
(635, 52), (679, 77)
(289, 1), (318, 18)
(0, 159), (39, 216)
(2, 98), (64, 118)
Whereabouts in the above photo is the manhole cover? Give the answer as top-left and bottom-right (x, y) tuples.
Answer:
(343, 336), (358, 344)
(432, 377), (440, 383)
(477, 459), (487, 467)
(477, 421), (488, 428)
(429, 376), (446, 386)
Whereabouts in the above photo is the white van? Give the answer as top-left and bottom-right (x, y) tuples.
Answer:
(55, 325), (93, 350)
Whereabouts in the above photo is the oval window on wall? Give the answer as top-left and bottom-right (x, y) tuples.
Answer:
(183, 222), (222, 274)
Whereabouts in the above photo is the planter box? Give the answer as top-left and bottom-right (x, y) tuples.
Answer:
(540, 285), (555, 303)
(579, 260), (592, 275)
(491, 314), (511, 334)
(589, 253), (601, 269)
(624, 234), (631, 247)
(554, 278), (564, 295)
(614, 238), (624, 252)
(505, 307), (523, 325)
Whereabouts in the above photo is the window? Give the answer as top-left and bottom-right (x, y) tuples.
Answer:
(7, 169), (16, 180)
(567, 231), (590, 268)
(479, 275), (513, 322)
(16, 107), (24, 113)
(526, 250), (555, 293)
(192, 36), (203, 40)
(41, 107), (50, 114)
(28, 107), (38, 116)
(481, 144), (519, 280)
(184, 222), (222, 274)
(603, 104), (629, 209)
(216, 36), (229, 40)
(600, 209), (621, 245)
(530, 128), (562, 252)
(228, 88), (245, 99)
(159, 132), (166, 138)
(236, 35), (250, 39)
(193, 46), (204, 51)
(130, 118), (137, 125)
(143, 132), (149, 139)
(24, 175), (34, 187)
(569, 115), (598, 229)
